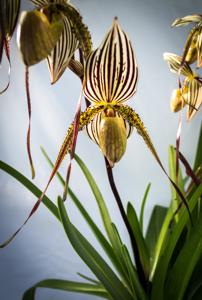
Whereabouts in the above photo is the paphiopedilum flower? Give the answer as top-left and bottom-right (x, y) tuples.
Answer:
(18, 0), (92, 83)
(164, 52), (202, 120)
(51, 18), (162, 171)
(172, 14), (202, 68)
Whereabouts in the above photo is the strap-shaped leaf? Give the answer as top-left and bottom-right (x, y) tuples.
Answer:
(84, 18), (138, 104)
(17, 10), (63, 66)
(57, 197), (134, 300)
(127, 202), (150, 279)
(47, 14), (79, 84)
(172, 14), (202, 27)
(185, 78), (202, 121)
(151, 184), (202, 300)
(23, 279), (109, 300)
(163, 52), (193, 77)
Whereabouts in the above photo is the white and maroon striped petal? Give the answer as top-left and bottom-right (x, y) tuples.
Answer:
(84, 18), (138, 104)
(47, 15), (79, 84)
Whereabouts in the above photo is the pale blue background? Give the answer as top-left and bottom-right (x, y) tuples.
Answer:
(0, 0), (201, 299)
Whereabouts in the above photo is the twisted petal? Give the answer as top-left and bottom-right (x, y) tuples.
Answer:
(84, 18), (138, 104)
(47, 15), (79, 84)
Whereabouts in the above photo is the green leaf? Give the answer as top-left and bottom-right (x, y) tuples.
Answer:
(121, 245), (148, 300)
(127, 202), (150, 279)
(139, 183), (151, 232)
(110, 223), (146, 299)
(77, 272), (101, 285)
(0, 160), (60, 221)
(145, 205), (167, 264)
(194, 122), (202, 172)
(151, 184), (202, 300)
(57, 197), (134, 300)
(168, 145), (185, 219)
(74, 154), (124, 257)
(23, 279), (109, 300)
(41, 147), (125, 279)
(165, 217), (202, 300)
(185, 256), (202, 300)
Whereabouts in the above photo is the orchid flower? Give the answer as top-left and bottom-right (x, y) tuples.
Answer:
(164, 52), (202, 120)
(172, 14), (202, 68)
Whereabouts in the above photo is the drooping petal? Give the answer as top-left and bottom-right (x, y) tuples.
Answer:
(47, 14), (79, 84)
(84, 18), (138, 104)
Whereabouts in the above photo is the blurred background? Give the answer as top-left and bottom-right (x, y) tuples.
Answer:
(0, 0), (201, 299)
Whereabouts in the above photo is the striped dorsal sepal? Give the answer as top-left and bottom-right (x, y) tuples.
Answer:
(84, 18), (138, 104)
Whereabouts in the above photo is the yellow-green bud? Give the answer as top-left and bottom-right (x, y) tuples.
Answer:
(98, 115), (127, 167)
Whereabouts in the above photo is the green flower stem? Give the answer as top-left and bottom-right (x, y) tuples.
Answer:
(104, 157), (148, 292)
